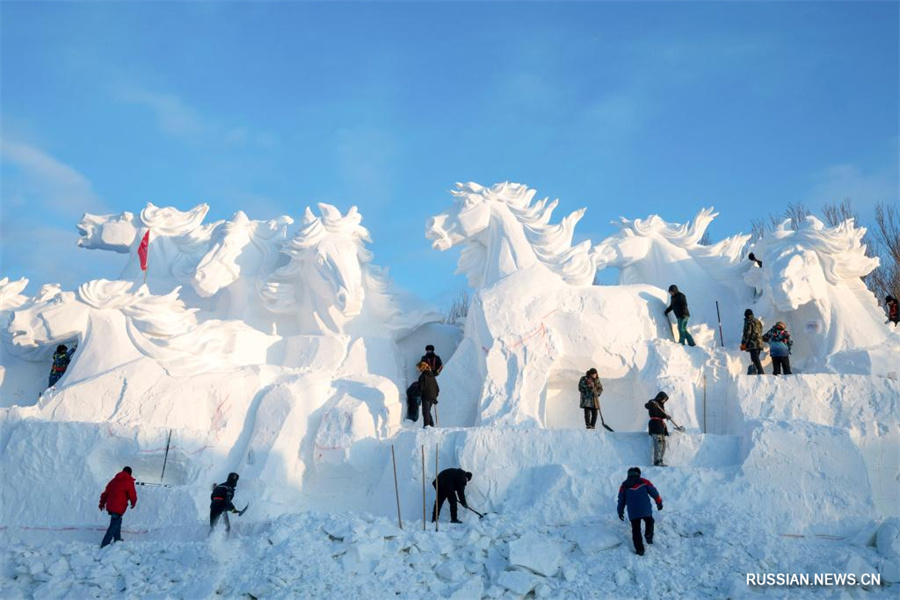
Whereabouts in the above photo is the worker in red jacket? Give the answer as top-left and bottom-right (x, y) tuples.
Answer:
(99, 466), (137, 548)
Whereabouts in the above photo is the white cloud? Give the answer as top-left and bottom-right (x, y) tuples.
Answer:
(116, 85), (208, 139)
(808, 162), (899, 211)
(114, 84), (277, 149)
(0, 139), (107, 217)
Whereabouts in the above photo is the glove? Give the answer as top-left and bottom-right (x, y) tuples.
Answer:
(99, 503), (105, 511)
(740, 344), (747, 351)
(657, 502), (663, 511)
(619, 514), (625, 521)
(232, 508), (239, 514)
(433, 399), (438, 404)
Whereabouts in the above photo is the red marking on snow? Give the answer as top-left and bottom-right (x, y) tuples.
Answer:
(105, 425), (211, 455)
(779, 533), (845, 540)
(507, 309), (557, 350)
(210, 396), (231, 440)
(0, 525), (150, 534)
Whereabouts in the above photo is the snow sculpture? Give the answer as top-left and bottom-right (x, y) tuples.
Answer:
(428, 183), (695, 429)
(426, 182), (596, 289)
(192, 211), (293, 331)
(593, 208), (753, 346)
(747, 216), (898, 373)
(8, 279), (274, 381)
(263, 204), (408, 337)
(78, 203), (221, 300)
(0, 276), (30, 312)
(0, 278), (49, 406)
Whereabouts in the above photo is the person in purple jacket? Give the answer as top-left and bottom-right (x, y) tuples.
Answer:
(617, 467), (663, 556)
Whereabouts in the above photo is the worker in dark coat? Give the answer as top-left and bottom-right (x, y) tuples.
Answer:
(577, 368), (603, 430)
(645, 392), (673, 466)
(48, 344), (77, 387)
(432, 468), (472, 524)
(663, 285), (696, 347)
(99, 466), (137, 548)
(741, 309), (765, 375)
(210, 472), (241, 534)
(420, 345), (443, 375)
(417, 361), (439, 428)
(886, 295), (899, 324)
(617, 467), (663, 556)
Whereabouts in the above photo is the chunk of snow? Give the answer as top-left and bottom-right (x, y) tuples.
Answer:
(497, 569), (541, 596)
(508, 532), (562, 577)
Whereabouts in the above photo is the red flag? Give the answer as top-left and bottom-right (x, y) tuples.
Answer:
(137, 231), (150, 271)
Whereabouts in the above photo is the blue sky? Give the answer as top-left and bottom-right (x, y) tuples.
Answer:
(2, 1), (897, 307)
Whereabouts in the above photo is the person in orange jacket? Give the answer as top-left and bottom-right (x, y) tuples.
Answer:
(99, 466), (137, 548)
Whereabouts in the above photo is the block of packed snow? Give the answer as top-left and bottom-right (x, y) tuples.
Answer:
(485, 547), (507, 582)
(27, 559), (44, 576)
(498, 570), (541, 596)
(565, 525), (621, 554)
(508, 533), (561, 577)
(436, 559), (467, 582)
(876, 517), (900, 559)
(844, 555), (877, 588)
(46, 558), (68, 578)
(449, 577), (483, 599)
(880, 557), (900, 583)
(342, 538), (385, 574)
(368, 520), (401, 539)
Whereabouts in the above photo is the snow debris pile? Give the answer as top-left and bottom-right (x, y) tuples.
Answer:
(1, 181), (898, 598)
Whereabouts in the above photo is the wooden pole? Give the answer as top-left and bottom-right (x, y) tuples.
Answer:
(702, 373), (708, 434)
(715, 300), (725, 347)
(160, 429), (172, 482)
(435, 403), (439, 428)
(391, 445), (402, 530)
(421, 445), (426, 531)
(434, 442), (439, 532)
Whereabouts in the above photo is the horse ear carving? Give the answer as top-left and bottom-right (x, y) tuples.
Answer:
(317, 203), (341, 222)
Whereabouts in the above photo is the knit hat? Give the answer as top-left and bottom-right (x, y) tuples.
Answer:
(627, 467), (641, 478)
(744, 309), (754, 317)
(668, 284), (678, 294)
(654, 391), (668, 403)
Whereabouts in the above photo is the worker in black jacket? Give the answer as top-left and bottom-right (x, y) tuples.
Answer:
(663, 284), (696, 347)
(420, 345), (443, 375)
(210, 472), (241, 534)
(645, 393), (673, 466)
(417, 361), (439, 428)
(432, 468), (472, 523)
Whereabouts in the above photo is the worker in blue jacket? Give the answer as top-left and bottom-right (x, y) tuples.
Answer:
(617, 467), (663, 556)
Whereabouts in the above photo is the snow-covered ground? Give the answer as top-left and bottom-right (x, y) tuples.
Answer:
(2, 186), (898, 598)
(3, 510), (897, 600)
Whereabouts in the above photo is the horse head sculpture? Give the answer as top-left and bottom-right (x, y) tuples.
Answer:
(426, 182), (596, 290)
(263, 204), (379, 335)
